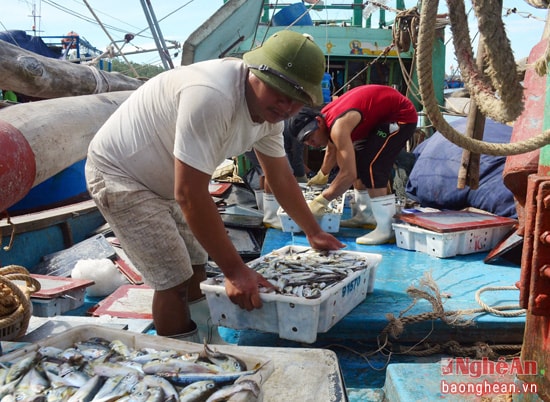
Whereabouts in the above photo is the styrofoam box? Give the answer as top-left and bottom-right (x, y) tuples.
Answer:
(277, 196), (344, 233)
(0, 325), (273, 402)
(392, 222), (514, 258)
(31, 288), (86, 317)
(200, 246), (383, 343)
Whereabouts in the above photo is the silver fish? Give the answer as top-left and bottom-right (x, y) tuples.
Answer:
(44, 385), (78, 402)
(109, 340), (132, 358)
(205, 379), (260, 402)
(141, 375), (178, 401)
(160, 364), (265, 386)
(199, 344), (246, 373)
(178, 380), (217, 402)
(116, 390), (152, 402)
(58, 365), (90, 388)
(6, 352), (38, 384)
(58, 348), (84, 362)
(14, 366), (49, 395)
(91, 372), (139, 402)
(92, 362), (141, 377)
(67, 374), (104, 402)
(0, 378), (21, 401)
(0, 366), (9, 386)
(143, 387), (164, 402)
(129, 350), (179, 365)
(142, 359), (216, 375)
(37, 347), (64, 359)
(75, 340), (110, 361)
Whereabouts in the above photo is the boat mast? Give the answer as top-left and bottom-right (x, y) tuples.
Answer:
(139, 0), (174, 70)
(29, 0), (41, 36)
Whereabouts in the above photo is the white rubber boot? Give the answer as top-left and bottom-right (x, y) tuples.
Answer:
(189, 297), (228, 344)
(341, 189), (376, 229)
(164, 320), (200, 343)
(295, 175), (308, 183)
(262, 193), (282, 229)
(356, 194), (396, 245)
(254, 189), (264, 211)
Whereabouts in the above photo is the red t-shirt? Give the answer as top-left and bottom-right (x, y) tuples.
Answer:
(321, 85), (418, 142)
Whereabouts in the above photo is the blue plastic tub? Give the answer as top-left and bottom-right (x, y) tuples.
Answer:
(272, 3), (313, 26)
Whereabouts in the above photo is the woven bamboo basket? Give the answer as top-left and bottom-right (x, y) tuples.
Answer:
(0, 265), (41, 341)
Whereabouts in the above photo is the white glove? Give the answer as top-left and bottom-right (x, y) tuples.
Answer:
(307, 171), (329, 186)
(308, 194), (330, 216)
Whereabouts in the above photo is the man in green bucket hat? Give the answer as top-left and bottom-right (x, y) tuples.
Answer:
(86, 30), (344, 344)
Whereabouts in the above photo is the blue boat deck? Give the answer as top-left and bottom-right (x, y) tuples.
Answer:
(2, 202), (526, 401)
(222, 226), (525, 401)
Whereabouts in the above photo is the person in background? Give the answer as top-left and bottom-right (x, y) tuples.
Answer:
(288, 84), (418, 245)
(249, 111), (312, 228)
(85, 31), (345, 343)
(283, 117), (308, 183)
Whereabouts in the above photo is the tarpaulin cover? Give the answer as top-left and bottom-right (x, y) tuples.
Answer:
(406, 117), (517, 218)
(0, 30), (60, 58)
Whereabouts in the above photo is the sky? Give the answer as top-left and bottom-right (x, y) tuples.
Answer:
(3, 0), (549, 75)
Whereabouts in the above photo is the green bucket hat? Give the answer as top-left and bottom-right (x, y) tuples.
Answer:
(243, 31), (326, 106)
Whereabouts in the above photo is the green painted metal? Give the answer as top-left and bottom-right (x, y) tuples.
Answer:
(240, 2), (445, 108)
(188, 1), (446, 108)
(540, 69), (550, 170)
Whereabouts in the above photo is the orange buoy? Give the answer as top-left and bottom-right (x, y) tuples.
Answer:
(0, 120), (36, 211)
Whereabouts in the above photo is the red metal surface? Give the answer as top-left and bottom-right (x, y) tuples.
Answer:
(520, 313), (550, 400)
(519, 176), (550, 312)
(0, 120), (36, 212)
(518, 175), (550, 399)
(503, 39), (547, 214)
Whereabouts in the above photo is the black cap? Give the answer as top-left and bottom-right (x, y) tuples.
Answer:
(288, 107), (322, 142)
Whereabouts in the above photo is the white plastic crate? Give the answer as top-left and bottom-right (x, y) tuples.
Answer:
(392, 222), (515, 258)
(277, 195), (344, 233)
(200, 246), (382, 343)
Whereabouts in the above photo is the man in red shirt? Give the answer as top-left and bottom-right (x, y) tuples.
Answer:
(289, 84), (418, 245)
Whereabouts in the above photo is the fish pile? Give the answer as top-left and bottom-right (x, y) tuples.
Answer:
(213, 248), (371, 299)
(0, 337), (265, 402)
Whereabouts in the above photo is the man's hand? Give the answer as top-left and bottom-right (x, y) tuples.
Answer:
(224, 266), (274, 311)
(307, 170), (329, 186)
(308, 194), (330, 216)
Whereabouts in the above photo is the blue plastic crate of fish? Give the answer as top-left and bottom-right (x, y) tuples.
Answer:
(200, 246), (383, 343)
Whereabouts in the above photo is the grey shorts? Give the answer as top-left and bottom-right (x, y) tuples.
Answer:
(85, 159), (208, 291)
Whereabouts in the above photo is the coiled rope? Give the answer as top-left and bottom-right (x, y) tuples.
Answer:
(416, 0), (550, 156)
(0, 265), (41, 340)
(381, 272), (525, 342)
(326, 272), (523, 368)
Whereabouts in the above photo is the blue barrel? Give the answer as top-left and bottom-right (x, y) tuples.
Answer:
(272, 3), (313, 26)
(8, 159), (88, 213)
(322, 73), (332, 103)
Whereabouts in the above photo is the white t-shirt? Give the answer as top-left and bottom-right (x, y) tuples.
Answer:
(88, 58), (285, 199)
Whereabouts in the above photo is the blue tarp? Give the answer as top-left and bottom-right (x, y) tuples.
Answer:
(0, 30), (60, 58)
(406, 117), (517, 218)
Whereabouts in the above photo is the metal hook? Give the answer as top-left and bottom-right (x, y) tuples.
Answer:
(1, 214), (15, 252)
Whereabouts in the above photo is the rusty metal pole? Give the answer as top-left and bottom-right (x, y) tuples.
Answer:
(518, 9), (550, 400)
